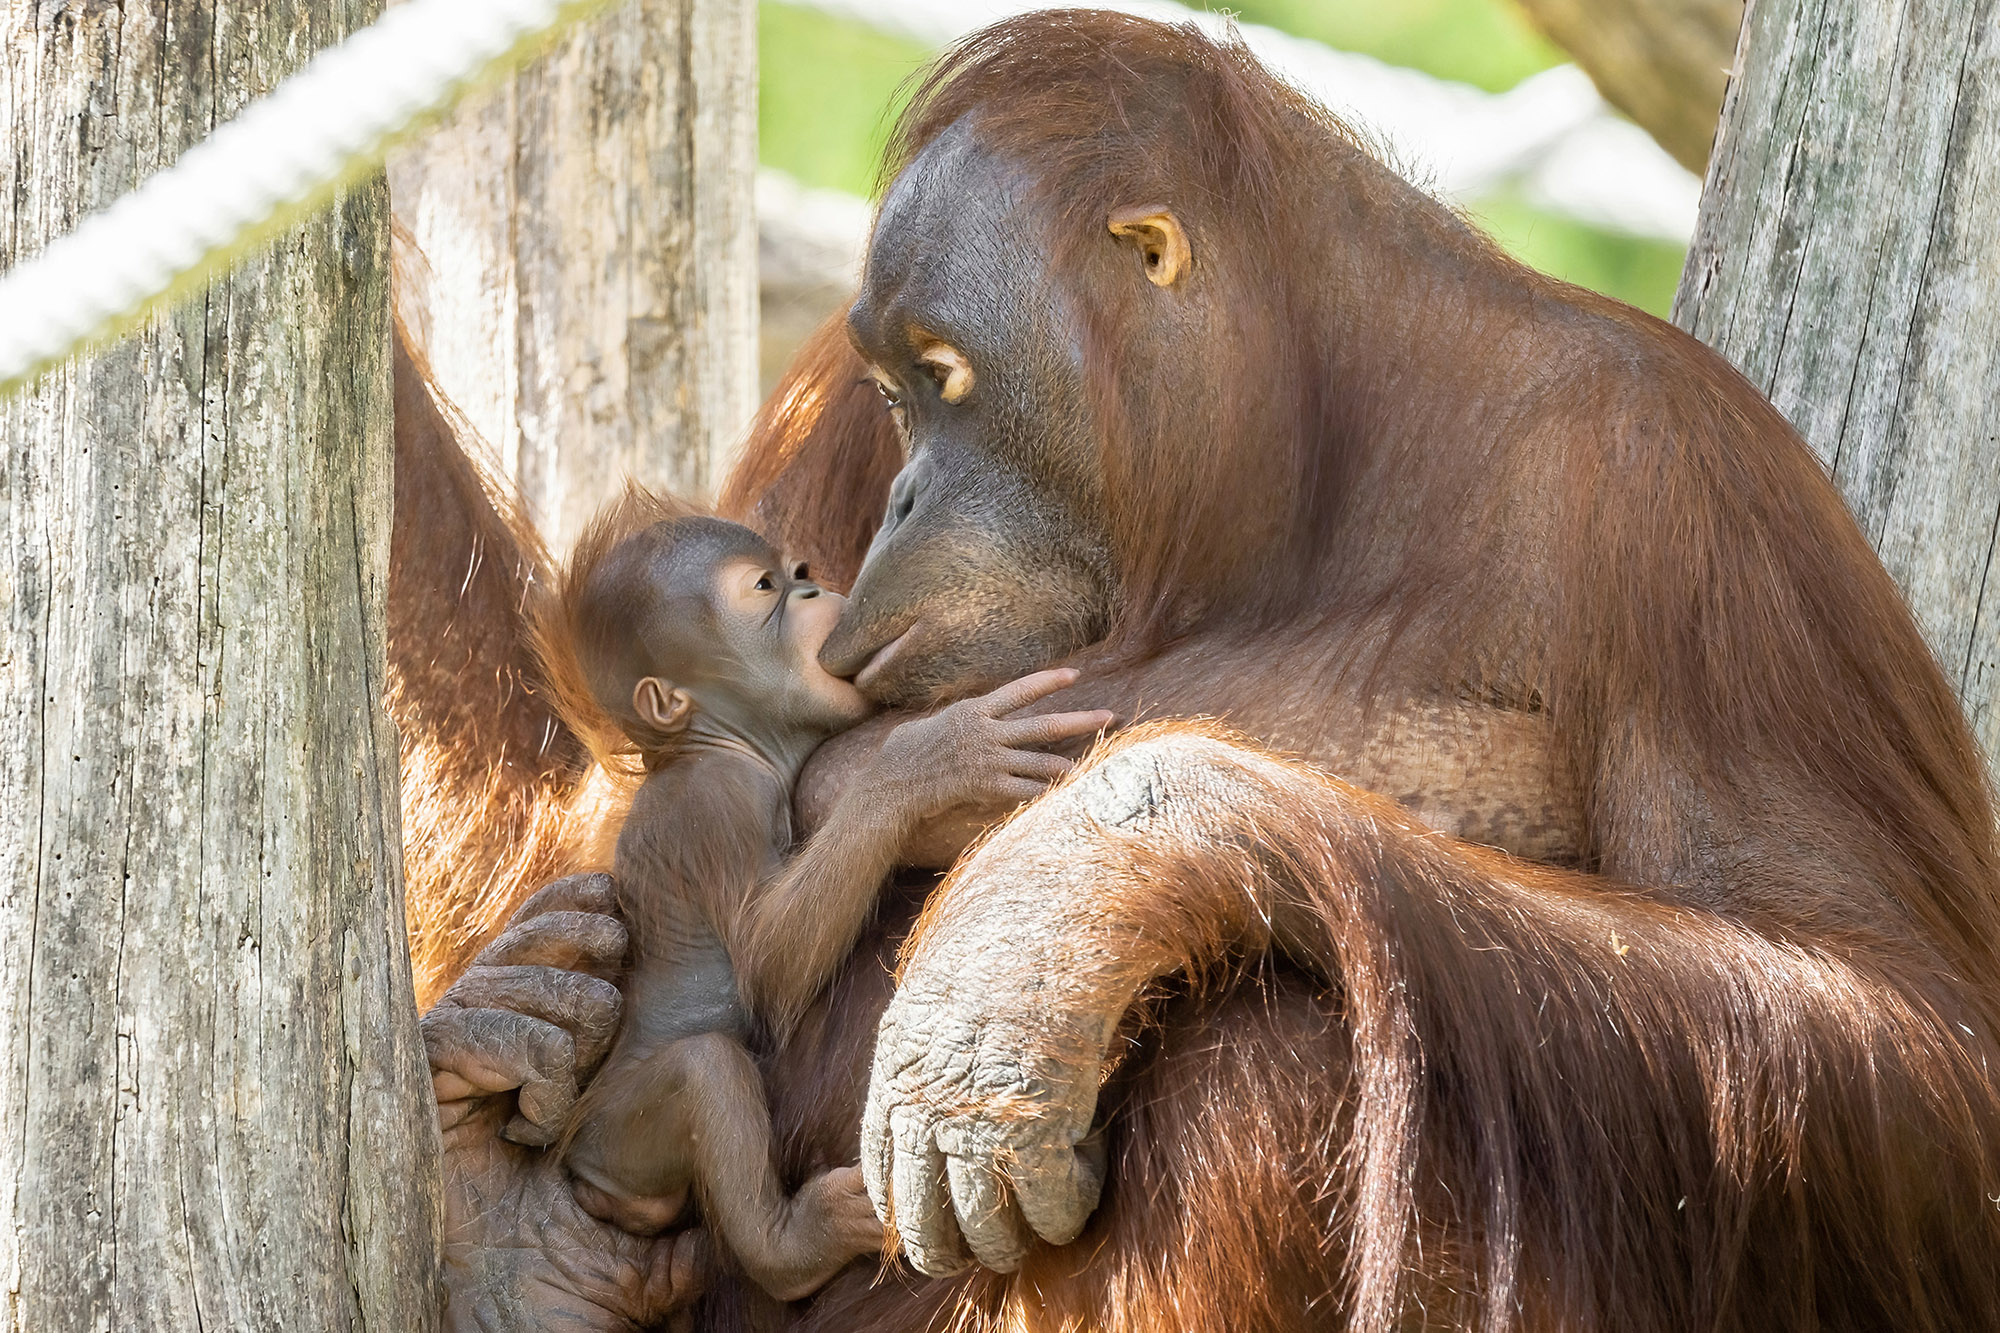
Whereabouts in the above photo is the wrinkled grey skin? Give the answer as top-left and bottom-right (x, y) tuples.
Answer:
(423, 874), (708, 1331)
(818, 121), (1117, 706)
(859, 732), (1293, 1274)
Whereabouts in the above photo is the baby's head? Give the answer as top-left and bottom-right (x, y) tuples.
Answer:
(536, 488), (872, 771)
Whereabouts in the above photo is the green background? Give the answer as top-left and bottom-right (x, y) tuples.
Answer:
(757, 0), (1688, 316)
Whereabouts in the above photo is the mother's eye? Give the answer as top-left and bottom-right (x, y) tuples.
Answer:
(868, 376), (911, 441)
(754, 573), (776, 592)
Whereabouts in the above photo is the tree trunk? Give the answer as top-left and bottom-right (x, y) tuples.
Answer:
(389, 0), (758, 550)
(1674, 0), (2000, 772)
(0, 3), (441, 1330)
(1515, 0), (1743, 173)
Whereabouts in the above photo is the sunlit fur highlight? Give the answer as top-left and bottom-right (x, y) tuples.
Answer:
(391, 299), (899, 1006)
(717, 310), (904, 594)
(387, 318), (630, 1007)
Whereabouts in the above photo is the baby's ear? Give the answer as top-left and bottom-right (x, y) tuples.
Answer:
(633, 677), (694, 733)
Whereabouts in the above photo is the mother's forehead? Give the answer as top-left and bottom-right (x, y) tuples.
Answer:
(858, 122), (1048, 321)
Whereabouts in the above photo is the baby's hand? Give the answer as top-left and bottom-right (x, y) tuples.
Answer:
(871, 668), (1115, 825)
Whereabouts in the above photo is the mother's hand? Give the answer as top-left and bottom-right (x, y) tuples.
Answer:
(862, 951), (1113, 1278)
(860, 732), (1287, 1278)
(425, 873), (706, 1332)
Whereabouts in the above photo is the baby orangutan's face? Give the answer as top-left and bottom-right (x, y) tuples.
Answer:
(620, 518), (874, 763)
(707, 552), (872, 733)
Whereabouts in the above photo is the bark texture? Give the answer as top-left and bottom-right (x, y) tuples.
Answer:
(389, 0), (758, 549)
(1516, 0), (1743, 172)
(1675, 0), (2000, 771)
(0, 2), (441, 1330)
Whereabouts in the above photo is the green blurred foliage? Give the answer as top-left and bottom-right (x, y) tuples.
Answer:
(758, 2), (1685, 317)
(1467, 193), (1686, 316)
(1198, 0), (1564, 93)
(760, 3), (929, 197)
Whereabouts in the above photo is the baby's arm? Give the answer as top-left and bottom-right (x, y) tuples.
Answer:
(737, 668), (1113, 1032)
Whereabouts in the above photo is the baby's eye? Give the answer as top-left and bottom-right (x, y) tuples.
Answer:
(873, 379), (901, 407)
(754, 573), (776, 592)
(791, 561), (811, 582)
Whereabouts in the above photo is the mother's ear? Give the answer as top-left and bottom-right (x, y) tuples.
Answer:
(1107, 205), (1191, 287)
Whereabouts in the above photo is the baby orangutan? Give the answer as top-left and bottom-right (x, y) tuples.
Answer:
(533, 488), (1112, 1301)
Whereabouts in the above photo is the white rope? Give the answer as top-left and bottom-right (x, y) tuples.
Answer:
(0, 0), (610, 393)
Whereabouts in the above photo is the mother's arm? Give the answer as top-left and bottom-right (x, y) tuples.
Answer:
(856, 726), (1315, 1274)
(856, 721), (1961, 1328)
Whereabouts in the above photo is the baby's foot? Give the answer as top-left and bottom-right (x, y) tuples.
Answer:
(750, 1166), (885, 1301)
(799, 1165), (884, 1255)
(571, 1174), (689, 1236)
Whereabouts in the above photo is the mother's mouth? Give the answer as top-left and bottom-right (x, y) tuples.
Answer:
(853, 625), (917, 692)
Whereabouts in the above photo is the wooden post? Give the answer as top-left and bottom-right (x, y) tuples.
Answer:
(389, 0), (758, 550)
(0, 2), (441, 1329)
(1674, 0), (2000, 773)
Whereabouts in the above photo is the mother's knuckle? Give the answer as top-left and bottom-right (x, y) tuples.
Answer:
(576, 971), (622, 1013)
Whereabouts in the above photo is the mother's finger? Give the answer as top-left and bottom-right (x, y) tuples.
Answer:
(505, 1078), (581, 1146)
(861, 1081), (894, 1221)
(890, 1107), (971, 1277)
(422, 1006), (576, 1104)
(509, 871), (619, 922)
(475, 910), (628, 978)
(943, 1144), (1029, 1272)
(1008, 1139), (1106, 1248)
(444, 965), (623, 1071)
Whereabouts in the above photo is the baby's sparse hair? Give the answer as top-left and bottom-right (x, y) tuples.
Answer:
(531, 483), (713, 775)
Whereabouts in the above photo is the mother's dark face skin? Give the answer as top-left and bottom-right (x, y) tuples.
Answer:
(817, 121), (1120, 707)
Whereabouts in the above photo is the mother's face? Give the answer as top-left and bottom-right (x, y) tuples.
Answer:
(818, 122), (1118, 706)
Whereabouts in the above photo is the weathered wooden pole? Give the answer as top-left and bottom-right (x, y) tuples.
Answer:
(0, 2), (441, 1329)
(1675, 0), (2000, 772)
(389, 0), (758, 548)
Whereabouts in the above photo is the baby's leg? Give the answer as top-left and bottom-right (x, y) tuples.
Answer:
(668, 1031), (882, 1301)
(564, 1046), (697, 1235)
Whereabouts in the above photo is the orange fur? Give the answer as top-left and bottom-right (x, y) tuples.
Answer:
(393, 17), (2000, 1326)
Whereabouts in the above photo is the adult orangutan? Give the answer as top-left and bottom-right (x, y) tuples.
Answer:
(396, 11), (2000, 1332)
